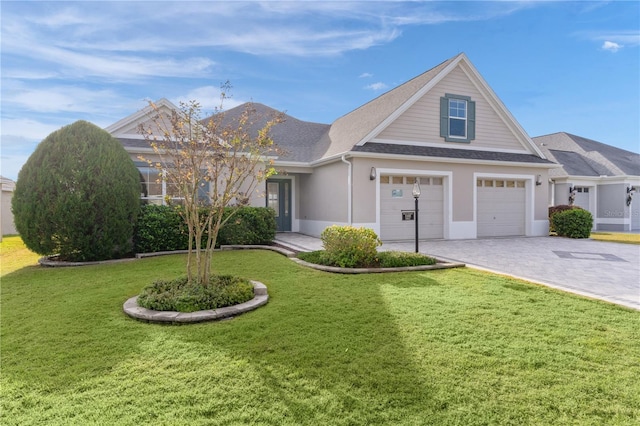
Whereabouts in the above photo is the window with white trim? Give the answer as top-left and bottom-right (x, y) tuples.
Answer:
(135, 161), (209, 205)
(440, 93), (476, 143)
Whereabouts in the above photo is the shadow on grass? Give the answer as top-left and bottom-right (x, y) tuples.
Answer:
(170, 252), (441, 424)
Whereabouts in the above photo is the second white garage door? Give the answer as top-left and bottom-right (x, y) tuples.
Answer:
(477, 179), (526, 237)
(380, 175), (444, 240)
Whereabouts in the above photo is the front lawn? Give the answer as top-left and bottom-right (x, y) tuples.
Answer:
(2, 238), (639, 425)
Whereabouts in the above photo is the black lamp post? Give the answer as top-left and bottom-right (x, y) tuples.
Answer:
(412, 179), (421, 253)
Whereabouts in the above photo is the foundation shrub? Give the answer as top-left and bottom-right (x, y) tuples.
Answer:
(320, 225), (382, 268)
(134, 204), (188, 253)
(548, 205), (581, 233)
(218, 207), (277, 246)
(137, 275), (254, 312)
(552, 208), (593, 238)
(134, 206), (276, 253)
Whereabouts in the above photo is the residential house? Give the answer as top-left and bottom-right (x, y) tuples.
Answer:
(1, 176), (17, 239)
(533, 132), (640, 231)
(107, 53), (557, 240)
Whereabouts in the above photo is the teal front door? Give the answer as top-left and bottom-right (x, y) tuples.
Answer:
(266, 180), (291, 232)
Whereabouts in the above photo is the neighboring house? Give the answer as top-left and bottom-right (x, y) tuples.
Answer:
(107, 53), (557, 240)
(533, 132), (640, 231)
(1, 176), (17, 238)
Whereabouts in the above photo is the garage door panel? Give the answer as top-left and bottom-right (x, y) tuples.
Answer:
(477, 181), (525, 237)
(380, 178), (444, 240)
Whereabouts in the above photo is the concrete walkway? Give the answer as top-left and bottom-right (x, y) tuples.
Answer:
(274, 233), (640, 310)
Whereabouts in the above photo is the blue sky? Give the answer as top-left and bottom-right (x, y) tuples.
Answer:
(2, 1), (639, 181)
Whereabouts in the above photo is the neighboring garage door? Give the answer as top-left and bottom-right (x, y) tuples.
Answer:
(573, 187), (590, 211)
(573, 187), (595, 230)
(380, 175), (444, 240)
(477, 178), (526, 237)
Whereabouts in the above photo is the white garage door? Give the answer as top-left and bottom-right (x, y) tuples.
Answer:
(573, 187), (595, 230)
(574, 187), (590, 211)
(380, 175), (444, 240)
(477, 179), (526, 237)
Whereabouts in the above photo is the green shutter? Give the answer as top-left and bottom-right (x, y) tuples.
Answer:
(440, 96), (449, 138)
(467, 100), (476, 141)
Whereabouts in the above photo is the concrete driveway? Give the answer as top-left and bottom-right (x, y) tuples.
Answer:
(275, 233), (640, 310)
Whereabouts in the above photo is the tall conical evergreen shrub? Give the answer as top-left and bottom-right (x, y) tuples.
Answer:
(12, 120), (140, 261)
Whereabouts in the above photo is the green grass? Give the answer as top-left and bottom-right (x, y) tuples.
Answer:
(1, 235), (40, 275)
(591, 232), (640, 245)
(2, 239), (639, 425)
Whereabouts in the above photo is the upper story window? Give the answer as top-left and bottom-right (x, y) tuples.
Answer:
(440, 93), (476, 143)
(448, 99), (467, 137)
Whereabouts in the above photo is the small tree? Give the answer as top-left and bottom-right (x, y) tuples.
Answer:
(139, 85), (283, 284)
(12, 120), (140, 261)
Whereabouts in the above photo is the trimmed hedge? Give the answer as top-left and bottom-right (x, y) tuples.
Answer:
(218, 207), (277, 245)
(552, 208), (593, 238)
(133, 205), (276, 253)
(133, 204), (188, 253)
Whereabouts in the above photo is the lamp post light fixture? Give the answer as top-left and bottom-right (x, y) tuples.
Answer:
(412, 179), (421, 253)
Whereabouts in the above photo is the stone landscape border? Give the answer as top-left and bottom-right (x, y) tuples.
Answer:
(290, 257), (465, 273)
(123, 280), (268, 324)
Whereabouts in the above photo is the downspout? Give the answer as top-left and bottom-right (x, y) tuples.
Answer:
(341, 155), (352, 225)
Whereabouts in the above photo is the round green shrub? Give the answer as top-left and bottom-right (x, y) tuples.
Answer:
(552, 208), (593, 238)
(321, 225), (382, 268)
(548, 204), (582, 233)
(137, 275), (254, 312)
(11, 120), (140, 261)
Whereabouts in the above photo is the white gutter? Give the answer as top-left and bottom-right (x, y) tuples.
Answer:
(341, 155), (353, 225)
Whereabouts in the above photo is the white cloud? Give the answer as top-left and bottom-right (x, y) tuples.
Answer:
(173, 86), (245, 114)
(1, 118), (62, 141)
(602, 41), (623, 52)
(3, 84), (123, 114)
(365, 82), (388, 91)
(359, 73), (373, 78)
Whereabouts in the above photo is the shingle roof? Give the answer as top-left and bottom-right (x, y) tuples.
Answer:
(548, 150), (602, 176)
(533, 132), (640, 177)
(205, 102), (330, 163)
(352, 143), (554, 164)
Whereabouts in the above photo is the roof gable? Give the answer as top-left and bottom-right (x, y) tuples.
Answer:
(105, 98), (180, 140)
(320, 54), (458, 159)
(320, 53), (544, 160)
